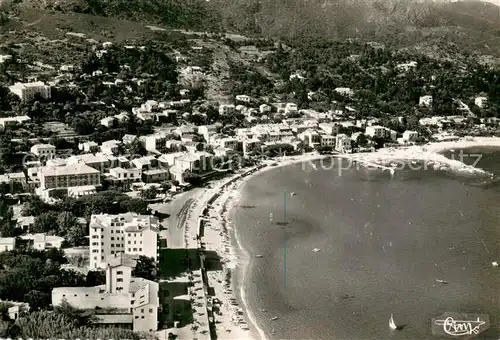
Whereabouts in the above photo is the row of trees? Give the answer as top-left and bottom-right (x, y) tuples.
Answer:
(22, 190), (149, 220)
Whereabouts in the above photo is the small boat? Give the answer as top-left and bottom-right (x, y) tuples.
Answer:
(255, 254), (263, 258)
(313, 248), (321, 252)
(290, 192), (296, 196)
(435, 279), (448, 284)
(389, 314), (397, 330)
(269, 213), (273, 222)
(492, 261), (499, 267)
(271, 316), (279, 321)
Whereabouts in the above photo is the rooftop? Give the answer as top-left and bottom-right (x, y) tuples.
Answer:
(40, 164), (99, 177)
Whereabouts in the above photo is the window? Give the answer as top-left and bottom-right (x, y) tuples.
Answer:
(149, 308), (153, 313)
(111, 251), (114, 254)
(135, 316), (139, 319)
(133, 248), (137, 251)
(128, 241), (131, 244)
(141, 316), (144, 319)
(117, 278), (123, 282)
(139, 248), (142, 252)
(111, 237), (115, 241)
(141, 308), (144, 313)
(117, 271), (123, 275)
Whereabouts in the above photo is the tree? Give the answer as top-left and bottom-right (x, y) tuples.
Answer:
(24, 290), (50, 311)
(33, 212), (59, 234)
(182, 170), (202, 186)
(132, 256), (157, 281)
(160, 181), (171, 192)
(127, 139), (147, 156)
(140, 186), (158, 200)
(356, 133), (368, 147)
(56, 212), (78, 236)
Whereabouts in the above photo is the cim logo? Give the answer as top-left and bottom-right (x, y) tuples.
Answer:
(432, 312), (490, 338)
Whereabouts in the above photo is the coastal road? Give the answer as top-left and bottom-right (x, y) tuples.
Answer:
(149, 188), (203, 249)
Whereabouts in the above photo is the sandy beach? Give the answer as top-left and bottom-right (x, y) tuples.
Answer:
(337, 137), (500, 177)
(159, 152), (326, 340)
(159, 137), (500, 340)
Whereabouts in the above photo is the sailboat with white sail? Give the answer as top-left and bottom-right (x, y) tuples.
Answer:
(389, 314), (397, 330)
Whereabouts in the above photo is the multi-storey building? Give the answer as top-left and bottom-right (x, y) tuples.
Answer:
(52, 254), (159, 332)
(30, 144), (56, 159)
(9, 82), (51, 102)
(38, 164), (101, 191)
(335, 134), (352, 153)
(89, 213), (160, 269)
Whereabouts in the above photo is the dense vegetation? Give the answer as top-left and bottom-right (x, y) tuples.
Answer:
(0, 304), (156, 339)
(0, 249), (87, 310)
(264, 39), (500, 118)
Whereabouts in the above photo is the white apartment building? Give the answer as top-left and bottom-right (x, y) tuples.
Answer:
(145, 133), (168, 153)
(285, 103), (298, 113)
(217, 137), (239, 150)
(38, 164), (100, 190)
(475, 96), (488, 108)
(100, 116), (115, 128)
(259, 104), (271, 114)
(9, 82), (51, 102)
(335, 134), (352, 153)
(198, 124), (219, 142)
(299, 129), (321, 146)
(79, 141), (99, 152)
(419, 95), (433, 107)
(219, 104), (236, 115)
(108, 167), (142, 183)
(242, 139), (262, 156)
(52, 254), (159, 332)
(402, 130), (418, 142)
(320, 134), (336, 147)
(89, 213), (160, 269)
(334, 87), (354, 97)
(365, 125), (386, 139)
(30, 144), (56, 159)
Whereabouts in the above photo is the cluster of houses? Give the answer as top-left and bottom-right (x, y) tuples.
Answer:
(0, 211), (162, 332)
(1, 79), (496, 203)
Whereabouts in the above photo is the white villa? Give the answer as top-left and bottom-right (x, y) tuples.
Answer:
(52, 254), (159, 332)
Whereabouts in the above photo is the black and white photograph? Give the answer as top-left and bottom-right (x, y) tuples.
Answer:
(0, 0), (498, 339)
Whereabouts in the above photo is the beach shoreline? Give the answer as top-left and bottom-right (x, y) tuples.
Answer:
(173, 152), (327, 340)
(168, 136), (500, 340)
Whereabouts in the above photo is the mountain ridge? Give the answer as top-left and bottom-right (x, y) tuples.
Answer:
(9, 0), (500, 56)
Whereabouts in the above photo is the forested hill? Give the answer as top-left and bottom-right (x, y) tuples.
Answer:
(13, 0), (500, 54)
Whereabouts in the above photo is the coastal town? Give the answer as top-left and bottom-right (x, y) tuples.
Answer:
(0, 12), (499, 340)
